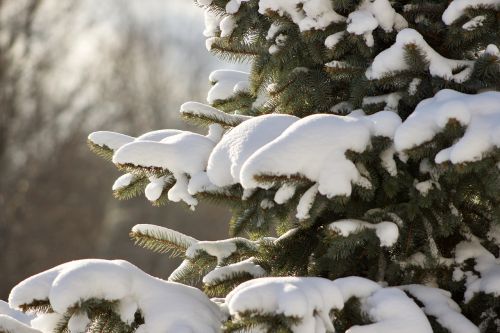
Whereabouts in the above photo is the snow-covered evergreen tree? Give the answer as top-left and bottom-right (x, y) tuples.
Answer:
(2, 0), (500, 332)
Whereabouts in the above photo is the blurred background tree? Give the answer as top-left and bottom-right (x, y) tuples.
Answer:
(0, 0), (230, 297)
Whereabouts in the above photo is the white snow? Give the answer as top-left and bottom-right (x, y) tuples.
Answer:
(225, 277), (344, 333)
(348, 288), (432, 333)
(324, 31), (346, 49)
(0, 302), (37, 333)
(274, 183), (296, 204)
(240, 111), (401, 198)
(203, 258), (266, 285)
(0, 300), (32, 324)
(67, 312), (90, 333)
(366, 29), (473, 83)
(346, 0), (407, 47)
(112, 173), (136, 191)
(329, 219), (399, 247)
(462, 16), (486, 30)
(180, 102), (251, 127)
(9, 259), (222, 333)
(0, 315), (40, 333)
(395, 89), (500, 164)
(258, 0), (345, 32)
(144, 176), (168, 202)
(347, 10), (378, 47)
(347, 11), (377, 35)
(226, 0), (250, 14)
(408, 78), (421, 96)
(203, 9), (221, 37)
(401, 285), (480, 333)
(186, 238), (256, 265)
(442, 0), (500, 25)
(168, 172), (198, 208)
(454, 238), (500, 302)
(379, 146), (397, 176)
(362, 92), (402, 111)
(113, 132), (214, 173)
(30, 313), (63, 333)
(112, 128), (218, 207)
(135, 129), (184, 142)
(207, 114), (298, 187)
(225, 276), (435, 333)
(207, 70), (249, 104)
(88, 131), (134, 150)
(220, 16), (236, 37)
(484, 44), (499, 57)
(260, 199), (274, 209)
(296, 183), (318, 220)
(331, 276), (381, 301)
(132, 224), (198, 247)
(414, 180), (437, 196)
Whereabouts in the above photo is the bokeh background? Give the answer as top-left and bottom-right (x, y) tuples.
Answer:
(0, 0), (235, 298)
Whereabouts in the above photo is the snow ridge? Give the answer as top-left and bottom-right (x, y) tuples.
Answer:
(9, 259), (223, 333)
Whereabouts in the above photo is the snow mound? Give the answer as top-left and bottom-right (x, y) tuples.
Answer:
(395, 89), (500, 164)
(0, 300), (38, 333)
(258, 0), (345, 32)
(112, 126), (223, 207)
(401, 285), (479, 333)
(113, 131), (215, 174)
(329, 219), (399, 247)
(442, 0), (500, 25)
(226, 277), (344, 332)
(135, 129), (184, 142)
(88, 131), (134, 150)
(347, 0), (407, 47)
(348, 288), (432, 333)
(0, 315), (40, 333)
(9, 259), (222, 333)
(207, 70), (249, 104)
(366, 29), (473, 83)
(226, 276), (434, 333)
(453, 237), (500, 303)
(207, 114), (298, 187)
(203, 258), (266, 285)
(240, 111), (401, 198)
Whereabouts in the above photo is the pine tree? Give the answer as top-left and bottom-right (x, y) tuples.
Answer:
(2, 1), (500, 333)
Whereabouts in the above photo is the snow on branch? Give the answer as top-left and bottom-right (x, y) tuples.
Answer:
(180, 102), (251, 127)
(453, 237), (500, 302)
(258, 0), (346, 32)
(9, 259), (223, 333)
(329, 219), (399, 247)
(366, 29), (473, 83)
(130, 224), (198, 257)
(225, 276), (434, 333)
(207, 70), (250, 104)
(442, 0), (500, 25)
(186, 237), (257, 265)
(203, 257), (266, 286)
(207, 114), (298, 187)
(239, 110), (401, 198)
(395, 89), (500, 164)
(346, 0), (407, 47)
(401, 285), (480, 333)
(0, 301), (38, 333)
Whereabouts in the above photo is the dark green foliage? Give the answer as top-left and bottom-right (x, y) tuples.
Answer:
(87, 140), (114, 161)
(130, 226), (193, 257)
(83, 0), (500, 331)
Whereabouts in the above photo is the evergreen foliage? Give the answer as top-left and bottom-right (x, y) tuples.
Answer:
(3, 1), (500, 333)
